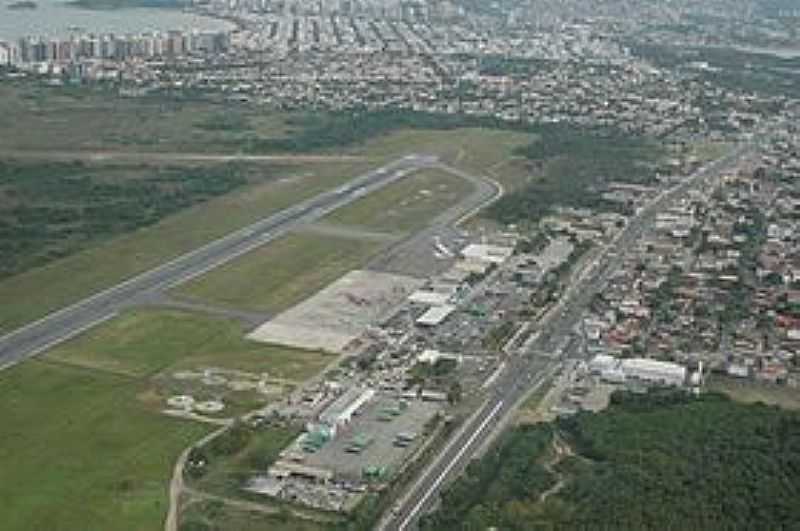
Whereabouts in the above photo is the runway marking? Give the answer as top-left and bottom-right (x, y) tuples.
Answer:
(398, 399), (505, 531)
(0, 312), (118, 372)
(0, 158), (430, 371)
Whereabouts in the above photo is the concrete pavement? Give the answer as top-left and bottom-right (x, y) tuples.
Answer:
(0, 154), (436, 372)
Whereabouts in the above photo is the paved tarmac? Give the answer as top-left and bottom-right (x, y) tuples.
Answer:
(0, 154), (437, 371)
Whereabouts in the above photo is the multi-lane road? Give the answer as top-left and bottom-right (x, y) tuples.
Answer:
(379, 143), (755, 531)
(0, 154), (440, 371)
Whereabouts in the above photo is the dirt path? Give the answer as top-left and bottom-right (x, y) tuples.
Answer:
(164, 424), (231, 531)
(539, 432), (574, 503)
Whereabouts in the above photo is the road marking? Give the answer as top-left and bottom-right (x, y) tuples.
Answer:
(398, 399), (505, 531)
(482, 362), (505, 389)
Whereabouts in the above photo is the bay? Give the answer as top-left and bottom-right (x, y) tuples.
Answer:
(0, 0), (232, 41)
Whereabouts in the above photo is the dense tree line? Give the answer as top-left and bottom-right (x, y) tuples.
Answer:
(487, 127), (662, 226)
(246, 110), (662, 227)
(422, 389), (800, 530)
(0, 160), (251, 279)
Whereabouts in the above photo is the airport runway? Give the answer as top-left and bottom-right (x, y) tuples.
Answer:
(379, 144), (755, 531)
(0, 154), (438, 371)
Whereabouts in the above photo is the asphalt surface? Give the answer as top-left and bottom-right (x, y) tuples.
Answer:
(379, 143), (755, 531)
(366, 162), (502, 278)
(0, 154), (438, 371)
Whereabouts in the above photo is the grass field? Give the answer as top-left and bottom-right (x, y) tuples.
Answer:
(324, 168), (474, 233)
(180, 499), (330, 531)
(173, 232), (384, 314)
(189, 425), (299, 497)
(707, 375), (800, 411)
(0, 359), (212, 531)
(346, 127), (531, 178)
(0, 93), (531, 334)
(0, 306), (338, 530)
(46, 309), (332, 382)
(0, 160), (375, 333)
(0, 82), (294, 154)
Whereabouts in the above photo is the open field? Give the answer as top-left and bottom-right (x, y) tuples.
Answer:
(0, 359), (212, 531)
(188, 425), (300, 500)
(46, 309), (332, 383)
(345, 127), (532, 178)
(0, 160), (375, 333)
(0, 92), (531, 334)
(323, 168), (474, 233)
(180, 499), (329, 531)
(0, 82), (295, 154)
(707, 375), (800, 411)
(690, 140), (733, 163)
(173, 233), (385, 314)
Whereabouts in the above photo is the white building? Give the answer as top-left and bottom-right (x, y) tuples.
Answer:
(409, 289), (451, 306)
(621, 358), (687, 387)
(318, 387), (375, 436)
(590, 355), (687, 387)
(461, 243), (514, 264)
(416, 304), (456, 327)
(417, 349), (462, 365)
(0, 42), (11, 66)
(589, 354), (618, 374)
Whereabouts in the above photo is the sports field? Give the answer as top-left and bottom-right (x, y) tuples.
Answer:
(173, 232), (385, 314)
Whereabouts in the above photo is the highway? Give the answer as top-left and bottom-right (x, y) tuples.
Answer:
(0, 154), (438, 371)
(379, 143), (755, 531)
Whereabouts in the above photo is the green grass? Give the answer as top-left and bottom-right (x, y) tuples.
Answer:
(0, 308), (336, 530)
(173, 232), (384, 313)
(180, 499), (330, 531)
(0, 161), (375, 333)
(0, 359), (212, 531)
(690, 140), (732, 163)
(0, 97), (531, 334)
(347, 127), (531, 177)
(324, 168), (474, 233)
(707, 375), (800, 411)
(190, 425), (299, 498)
(0, 82), (294, 154)
(46, 309), (333, 382)
(0, 160), (263, 280)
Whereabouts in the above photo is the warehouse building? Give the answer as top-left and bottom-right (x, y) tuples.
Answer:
(416, 304), (456, 327)
(621, 358), (687, 387)
(461, 243), (514, 264)
(319, 387), (375, 436)
(589, 354), (687, 387)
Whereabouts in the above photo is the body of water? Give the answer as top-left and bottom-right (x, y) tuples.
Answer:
(734, 45), (800, 60)
(0, 0), (233, 41)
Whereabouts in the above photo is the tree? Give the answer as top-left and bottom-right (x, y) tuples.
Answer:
(447, 381), (463, 405)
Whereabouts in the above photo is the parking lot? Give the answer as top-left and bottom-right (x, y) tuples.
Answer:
(303, 395), (440, 481)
